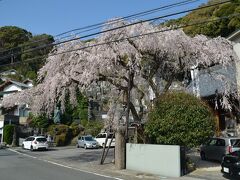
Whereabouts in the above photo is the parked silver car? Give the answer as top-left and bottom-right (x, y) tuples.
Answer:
(76, 135), (98, 149)
(200, 137), (240, 162)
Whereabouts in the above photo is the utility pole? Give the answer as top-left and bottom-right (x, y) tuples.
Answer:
(125, 68), (132, 142)
(124, 67), (133, 169)
(115, 67), (133, 170)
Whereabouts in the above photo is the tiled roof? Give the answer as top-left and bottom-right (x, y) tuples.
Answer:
(0, 80), (30, 91)
(227, 29), (240, 40)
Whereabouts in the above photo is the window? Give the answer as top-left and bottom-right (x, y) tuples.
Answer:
(96, 134), (106, 138)
(231, 139), (240, 147)
(26, 137), (34, 141)
(208, 139), (217, 146)
(36, 138), (47, 142)
(216, 139), (225, 146)
(84, 136), (94, 141)
(108, 134), (115, 138)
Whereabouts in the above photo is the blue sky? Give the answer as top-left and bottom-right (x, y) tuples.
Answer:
(0, 0), (208, 36)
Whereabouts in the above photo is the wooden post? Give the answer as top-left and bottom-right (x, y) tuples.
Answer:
(115, 127), (126, 169)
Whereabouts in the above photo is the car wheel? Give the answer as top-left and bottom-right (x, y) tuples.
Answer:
(30, 146), (33, 151)
(200, 152), (206, 160)
(76, 144), (79, 148)
(84, 144), (87, 149)
(22, 144), (24, 149)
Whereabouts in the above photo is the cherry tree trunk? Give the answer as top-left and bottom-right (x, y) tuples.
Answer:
(115, 126), (126, 169)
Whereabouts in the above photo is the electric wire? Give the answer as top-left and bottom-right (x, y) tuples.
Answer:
(0, 0), (200, 54)
(0, 0), (232, 62)
(0, 12), (238, 68)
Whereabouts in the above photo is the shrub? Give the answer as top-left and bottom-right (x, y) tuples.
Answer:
(70, 122), (81, 137)
(145, 91), (216, 147)
(3, 125), (15, 145)
(84, 121), (104, 137)
(48, 124), (74, 146)
(55, 133), (67, 146)
(48, 124), (69, 135)
(29, 113), (49, 128)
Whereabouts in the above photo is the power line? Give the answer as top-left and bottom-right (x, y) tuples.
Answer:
(0, 0), (200, 55)
(55, 0), (201, 41)
(0, 0), (232, 62)
(49, 13), (240, 56)
(0, 12), (238, 69)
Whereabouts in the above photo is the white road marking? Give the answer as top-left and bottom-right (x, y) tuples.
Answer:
(8, 148), (124, 180)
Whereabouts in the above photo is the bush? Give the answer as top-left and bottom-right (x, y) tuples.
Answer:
(70, 122), (82, 137)
(3, 125), (14, 145)
(48, 124), (69, 135)
(29, 113), (49, 129)
(145, 91), (216, 147)
(48, 124), (77, 146)
(84, 121), (103, 137)
(55, 133), (67, 146)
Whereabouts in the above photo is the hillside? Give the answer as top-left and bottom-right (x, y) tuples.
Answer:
(165, 0), (240, 37)
(0, 26), (54, 83)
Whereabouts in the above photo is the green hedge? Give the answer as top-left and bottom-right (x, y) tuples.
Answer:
(145, 92), (216, 147)
(3, 125), (14, 145)
(84, 121), (103, 137)
(48, 124), (79, 146)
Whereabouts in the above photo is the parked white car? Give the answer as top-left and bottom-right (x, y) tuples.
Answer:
(22, 136), (48, 151)
(95, 133), (115, 147)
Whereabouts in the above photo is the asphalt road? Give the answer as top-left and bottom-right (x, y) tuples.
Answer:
(0, 148), (118, 180)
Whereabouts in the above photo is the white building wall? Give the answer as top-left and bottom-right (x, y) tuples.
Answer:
(188, 64), (237, 97)
(233, 43), (240, 95)
(26, 82), (33, 87)
(3, 84), (22, 97)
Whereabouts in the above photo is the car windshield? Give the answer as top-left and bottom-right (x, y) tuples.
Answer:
(85, 136), (94, 141)
(230, 139), (240, 147)
(36, 138), (47, 142)
(108, 134), (115, 138)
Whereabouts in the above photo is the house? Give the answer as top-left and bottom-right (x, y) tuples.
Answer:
(23, 79), (33, 87)
(188, 63), (237, 132)
(0, 80), (30, 98)
(0, 69), (21, 82)
(0, 79), (32, 142)
(183, 30), (240, 133)
(0, 69), (17, 76)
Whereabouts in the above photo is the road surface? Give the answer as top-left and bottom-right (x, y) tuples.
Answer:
(0, 148), (119, 180)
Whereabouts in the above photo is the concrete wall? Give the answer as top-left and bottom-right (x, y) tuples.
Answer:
(233, 43), (240, 95)
(126, 143), (182, 177)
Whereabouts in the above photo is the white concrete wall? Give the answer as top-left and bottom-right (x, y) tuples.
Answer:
(233, 43), (240, 95)
(126, 143), (182, 177)
(0, 121), (3, 129)
(0, 119), (4, 140)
